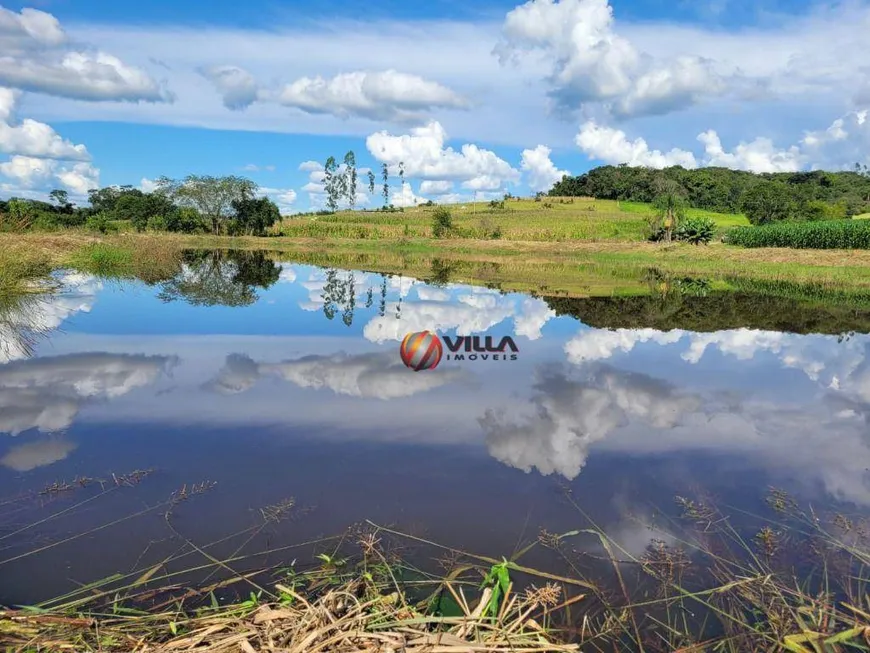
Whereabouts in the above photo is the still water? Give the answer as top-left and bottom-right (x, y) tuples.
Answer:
(1, 251), (869, 605)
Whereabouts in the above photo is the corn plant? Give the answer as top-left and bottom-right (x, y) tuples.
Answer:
(725, 219), (870, 249)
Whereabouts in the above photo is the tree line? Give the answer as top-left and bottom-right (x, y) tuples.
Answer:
(0, 149), (408, 234)
(0, 176), (282, 236)
(549, 164), (870, 224)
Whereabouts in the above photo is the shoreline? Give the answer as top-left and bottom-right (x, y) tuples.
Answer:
(5, 231), (870, 294)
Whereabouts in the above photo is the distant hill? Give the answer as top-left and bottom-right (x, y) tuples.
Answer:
(549, 165), (870, 218)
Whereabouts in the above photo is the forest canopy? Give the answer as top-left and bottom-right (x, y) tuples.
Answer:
(548, 165), (870, 222)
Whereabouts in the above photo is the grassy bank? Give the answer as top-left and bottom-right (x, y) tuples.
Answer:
(6, 229), (870, 302)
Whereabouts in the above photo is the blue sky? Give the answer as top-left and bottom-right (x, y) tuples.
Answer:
(8, 0), (821, 27)
(1, 0), (868, 210)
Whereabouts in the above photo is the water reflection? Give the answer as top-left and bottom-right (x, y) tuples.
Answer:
(206, 351), (470, 399)
(0, 352), (178, 436)
(1, 436), (77, 471)
(157, 250), (282, 307)
(2, 256), (870, 603)
(0, 272), (100, 363)
(482, 364), (700, 480)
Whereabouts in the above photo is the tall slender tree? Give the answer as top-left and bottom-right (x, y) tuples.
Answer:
(381, 163), (389, 208)
(336, 162), (348, 209)
(344, 151), (357, 210)
(398, 162), (405, 190)
(324, 157), (338, 212)
(367, 170), (376, 196)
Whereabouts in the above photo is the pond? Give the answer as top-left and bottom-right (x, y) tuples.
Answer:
(1, 249), (869, 608)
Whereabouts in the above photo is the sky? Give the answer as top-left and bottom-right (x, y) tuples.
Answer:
(2, 0), (869, 211)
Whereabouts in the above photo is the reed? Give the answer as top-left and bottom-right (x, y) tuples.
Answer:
(1, 472), (867, 652)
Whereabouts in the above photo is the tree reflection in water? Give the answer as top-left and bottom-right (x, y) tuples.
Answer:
(157, 250), (282, 307)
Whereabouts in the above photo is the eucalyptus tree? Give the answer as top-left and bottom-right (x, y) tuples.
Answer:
(367, 170), (376, 196)
(344, 151), (357, 210)
(323, 157), (339, 212)
(381, 163), (389, 208)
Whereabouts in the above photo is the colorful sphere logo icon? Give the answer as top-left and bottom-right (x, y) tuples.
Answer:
(400, 331), (443, 371)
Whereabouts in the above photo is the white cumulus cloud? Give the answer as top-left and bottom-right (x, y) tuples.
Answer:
(259, 186), (297, 212)
(275, 70), (468, 122)
(576, 120), (698, 168)
(576, 119), (832, 173)
(566, 328), (684, 364)
(367, 120), (520, 192)
(419, 180), (453, 195)
(520, 144), (570, 192)
(0, 87), (90, 160)
(495, 0), (728, 118)
(0, 155), (99, 196)
(699, 130), (803, 173)
(0, 7), (172, 103)
(200, 64), (259, 110)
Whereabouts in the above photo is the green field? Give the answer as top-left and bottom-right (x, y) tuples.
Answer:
(278, 198), (748, 242)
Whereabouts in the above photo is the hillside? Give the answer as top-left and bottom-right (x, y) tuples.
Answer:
(549, 165), (870, 218)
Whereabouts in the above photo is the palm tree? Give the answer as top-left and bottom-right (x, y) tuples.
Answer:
(651, 179), (688, 242)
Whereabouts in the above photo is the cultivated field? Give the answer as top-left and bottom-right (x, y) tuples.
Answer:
(277, 197), (749, 242)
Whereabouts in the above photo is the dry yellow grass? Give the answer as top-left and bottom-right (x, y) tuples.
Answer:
(0, 580), (578, 652)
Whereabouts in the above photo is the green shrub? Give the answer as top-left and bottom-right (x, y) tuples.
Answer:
(86, 212), (119, 234)
(147, 215), (168, 231)
(476, 216), (502, 239)
(674, 217), (716, 244)
(431, 206), (453, 238)
(30, 213), (63, 231)
(725, 219), (870, 249)
(166, 207), (206, 233)
(740, 182), (795, 225)
(799, 199), (848, 221)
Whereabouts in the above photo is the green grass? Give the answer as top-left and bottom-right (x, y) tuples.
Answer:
(619, 201), (749, 225)
(67, 242), (134, 276)
(277, 199), (747, 244)
(726, 219), (870, 249)
(0, 250), (51, 296)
